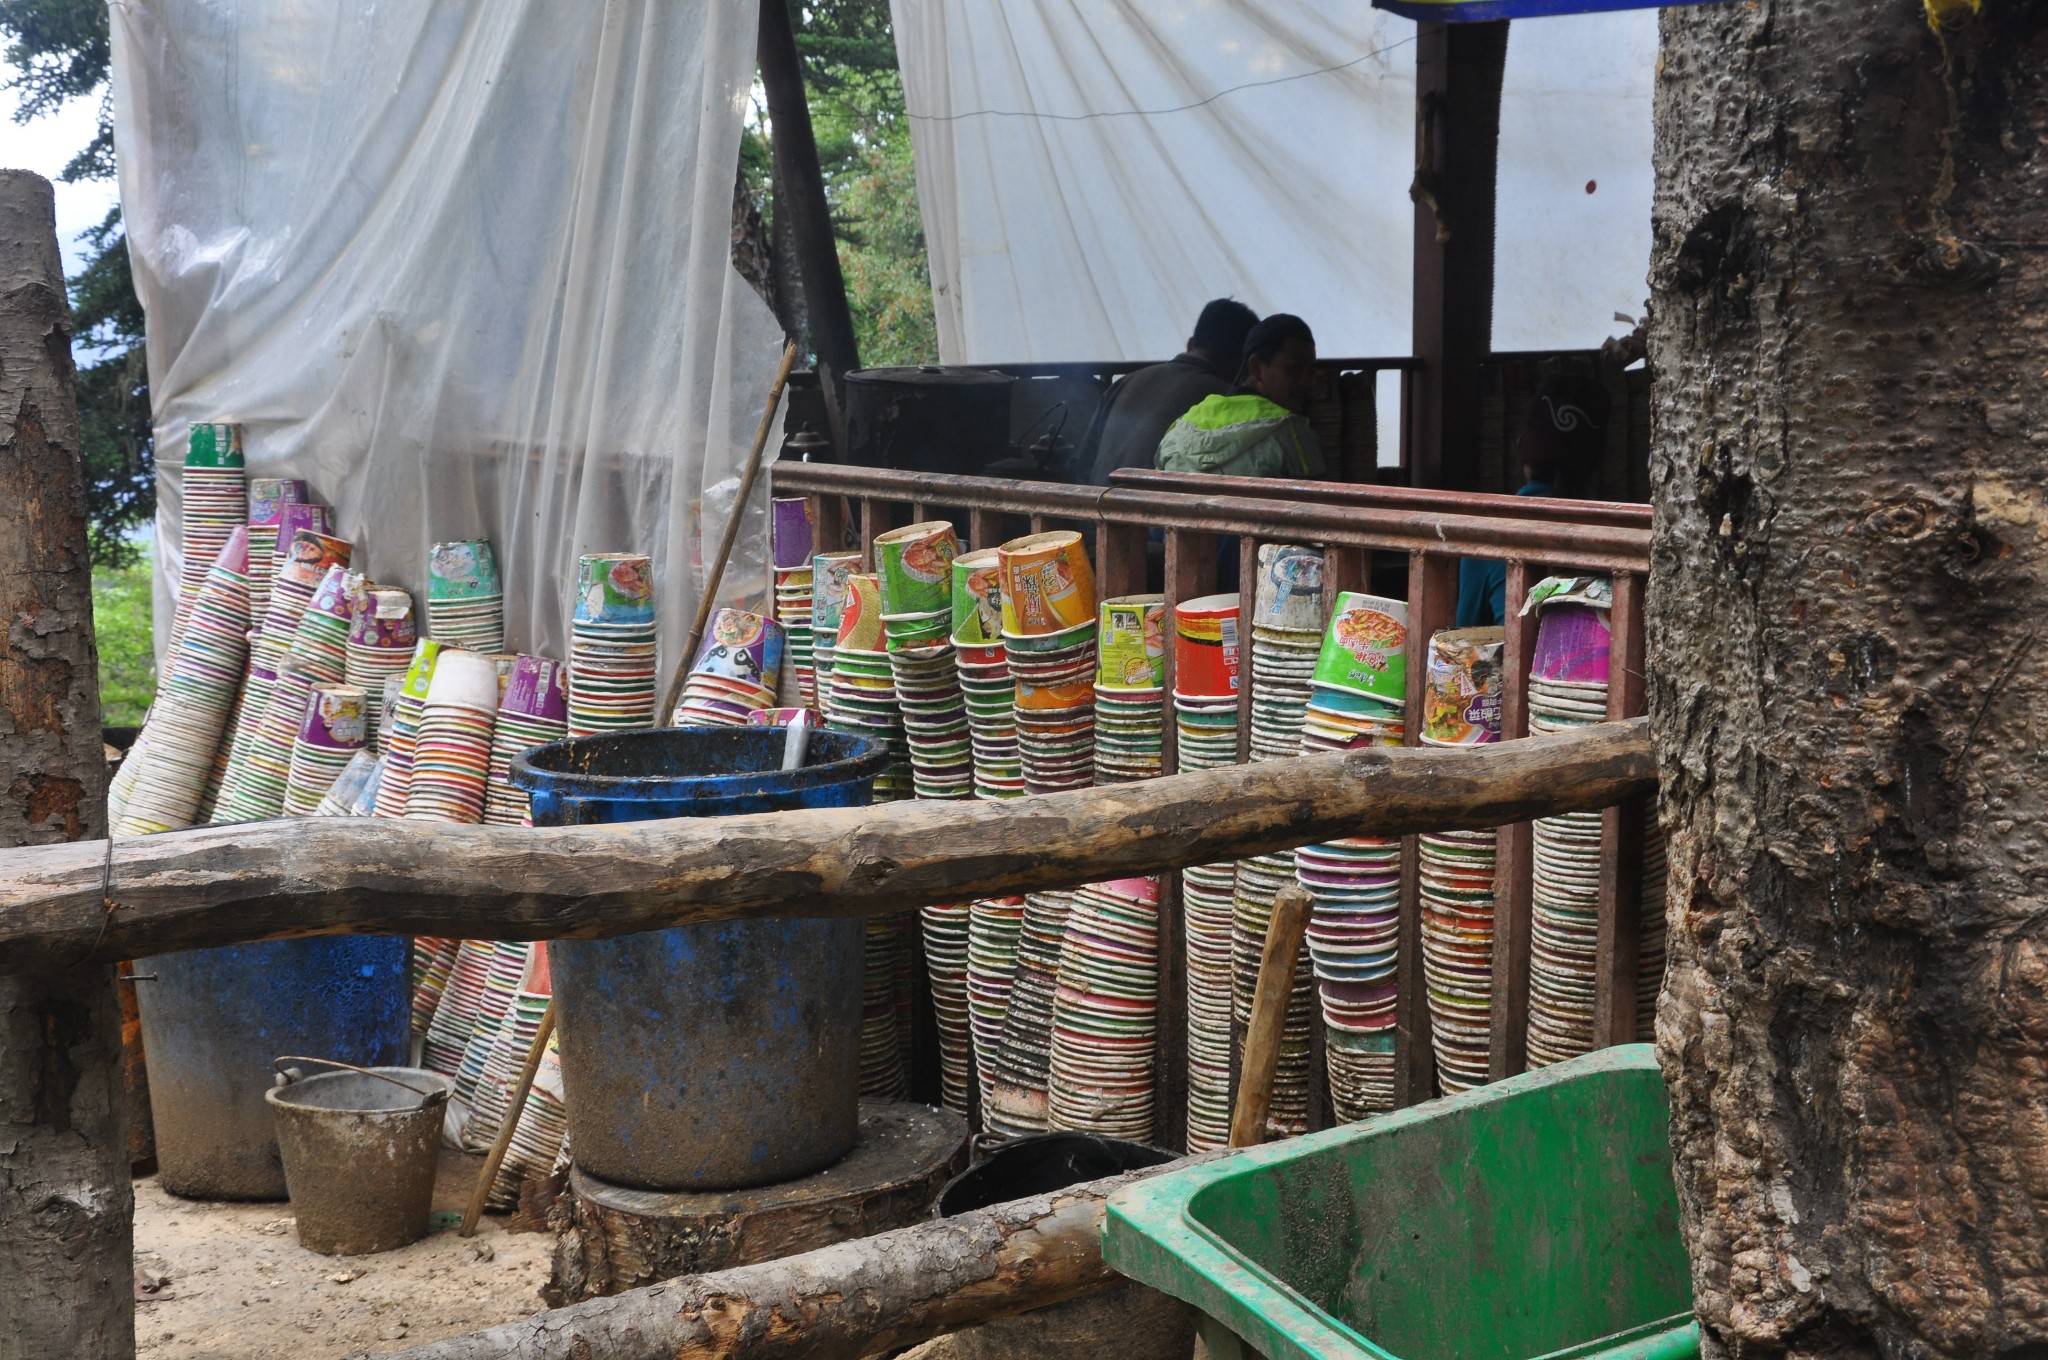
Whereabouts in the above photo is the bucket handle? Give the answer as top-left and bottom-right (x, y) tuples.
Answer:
(273, 1055), (448, 1108)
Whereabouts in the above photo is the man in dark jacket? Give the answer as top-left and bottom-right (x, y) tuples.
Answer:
(1081, 299), (1259, 486)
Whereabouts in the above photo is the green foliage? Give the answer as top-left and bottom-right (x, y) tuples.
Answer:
(4, 0), (154, 567)
(92, 558), (157, 727)
(781, 0), (939, 367)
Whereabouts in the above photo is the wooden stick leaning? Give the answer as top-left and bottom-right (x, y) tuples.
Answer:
(659, 337), (802, 723)
(459, 1000), (556, 1238)
(1228, 884), (1314, 1149)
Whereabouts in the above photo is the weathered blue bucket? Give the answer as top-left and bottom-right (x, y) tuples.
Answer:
(511, 726), (887, 1192)
(136, 936), (410, 1200)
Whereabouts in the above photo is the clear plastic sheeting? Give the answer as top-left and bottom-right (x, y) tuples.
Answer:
(111, 0), (784, 670)
(890, 0), (1654, 364)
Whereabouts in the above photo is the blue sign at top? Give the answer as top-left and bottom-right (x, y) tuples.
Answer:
(1374, 0), (1729, 20)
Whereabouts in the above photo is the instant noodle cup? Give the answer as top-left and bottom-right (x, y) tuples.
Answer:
(1314, 592), (1409, 703)
(1530, 602), (1612, 686)
(772, 497), (816, 571)
(692, 608), (786, 697)
(428, 539), (502, 600)
(1097, 594), (1166, 690)
(1173, 593), (1241, 699)
(575, 553), (655, 626)
(835, 573), (887, 653)
(875, 521), (960, 617)
(996, 531), (1095, 636)
(812, 551), (861, 636)
(1422, 626), (1506, 744)
(950, 548), (1004, 646)
(1252, 544), (1327, 632)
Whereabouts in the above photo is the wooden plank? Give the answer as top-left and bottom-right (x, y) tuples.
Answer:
(968, 508), (1004, 556)
(1395, 551), (1460, 1107)
(1153, 866), (1188, 1153)
(1160, 530), (1218, 778)
(1489, 558), (1538, 1082)
(1096, 521), (1149, 603)
(811, 494), (847, 559)
(858, 497), (891, 570)
(1593, 571), (1649, 1048)
(0, 725), (1655, 977)
(1230, 885), (1313, 1147)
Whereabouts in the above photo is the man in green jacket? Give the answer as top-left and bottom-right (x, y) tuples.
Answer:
(1154, 313), (1325, 479)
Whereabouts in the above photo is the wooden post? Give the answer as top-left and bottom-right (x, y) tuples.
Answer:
(1489, 558), (1538, 1080)
(756, 0), (860, 387)
(0, 169), (131, 1360)
(1230, 886), (1313, 1148)
(1395, 551), (1459, 1106)
(1409, 20), (1509, 492)
(1592, 571), (1648, 1048)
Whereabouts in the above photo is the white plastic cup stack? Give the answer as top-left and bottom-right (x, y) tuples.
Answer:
(373, 643), (442, 818)
(403, 647), (501, 825)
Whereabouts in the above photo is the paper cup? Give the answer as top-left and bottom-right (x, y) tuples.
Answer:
(427, 647), (503, 713)
(772, 497), (816, 570)
(247, 478), (307, 527)
(1314, 592), (1409, 703)
(401, 639), (445, 701)
(1253, 544), (1328, 632)
(1423, 627), (1506, 744)
(950, 549), (1005, 646)
(693, 608), (786, 695)
(1531, 602), (1613, 685)
(185, 422), (243, 468)
(1173, 593), (1241, 698)
(875, 521), (960, 617)
(812, 551), (861, 635)
(575, 553), (655, 625)
(1097, 594), (1166, 690)
(429, 540), (502, 600)
(502, 655), (571, 722)
(835, 574), (886, 653)
(997, 531), (1096, 636)
(300, 684), (369, 749)
(277, 529), (352, 590)
(350, 590), (418, 648)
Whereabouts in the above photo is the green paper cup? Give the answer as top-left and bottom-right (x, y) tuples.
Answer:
(1314, 591), (1409, 704)
(874, 521), (960, 617)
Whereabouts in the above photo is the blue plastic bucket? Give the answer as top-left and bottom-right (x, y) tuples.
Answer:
(136, 936), (410, 1200)
(511, 726), (887, 1191)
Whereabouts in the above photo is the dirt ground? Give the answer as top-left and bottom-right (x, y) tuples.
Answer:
(132, 1149), (552, 1359)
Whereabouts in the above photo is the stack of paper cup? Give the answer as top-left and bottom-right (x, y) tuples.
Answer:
(1172, 593), (1243, 1151)
(453, 940), (533, 1123)
(998, 532), (1098, 795)
(1522, 582), (1667, 1061)
(966, 895), (1027, 1116)
(1093, 595), (1166, 784)
(1048, 875), (1160, 1140)
(825, 573), (913, 800)
(373, 642), (443, 818)
(313, 748), (384, 818)
(876, 522), (973, 800)
(952, 549), (1022, 799)
(1230, 852), (1316, 1136)
(1296, 836), (1403, 1121)
(773, 499), (818, 707)
(985, 889), (1075, 1136)
(211, 535), (353, 824)
(921, 901), (975, 1114)
(404, 648), (501, 824)
(113, 528), (253, 835)
(1248, 546), (1327, 759)
(282, 684), (368, 815)
(427, 540), (505, 653)
(671, 608), (785, 726)
(811, 550), (860, 698)
(568, 553), (657, 737)
(244, 477), (307, 625)
(173, 422), (246, 640)
(411, 937), (463, 1039)
(423, 939), (493, 1077)
(859, 915), (909, 1099)
(1172, 593), (1242, 769)
(467, 950), (553, 1160)
(484, 656), (570, 827)
(491, 1025), (570, 1201)
(345, 587), (417, 750)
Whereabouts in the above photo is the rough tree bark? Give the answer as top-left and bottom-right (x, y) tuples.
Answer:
(0, 170), (129, 1358)
(1650, 5), (2048, 1357)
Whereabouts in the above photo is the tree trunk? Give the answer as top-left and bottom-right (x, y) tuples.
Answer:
(0, 170), (129, 1358)
(1649, 6), (2048, 1357)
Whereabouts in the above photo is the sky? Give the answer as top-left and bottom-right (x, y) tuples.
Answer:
(0, 60), (123, 279)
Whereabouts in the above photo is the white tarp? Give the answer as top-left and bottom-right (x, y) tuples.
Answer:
(890, 0), (1654, 364)
(111, 0), (784, 669)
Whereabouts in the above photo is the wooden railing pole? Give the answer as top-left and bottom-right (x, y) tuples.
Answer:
(1395, 551), (1460, 1107)
(1234, 536), (1259, 765)
(1593, 572), (1650, 1048)
(1489, 559), (1538, 1081)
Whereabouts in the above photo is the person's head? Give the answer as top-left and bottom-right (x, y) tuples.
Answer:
(1238, 313), (1316, 414)
(1187, 298), (1259, 369)
(1518, 374), (1613, 494)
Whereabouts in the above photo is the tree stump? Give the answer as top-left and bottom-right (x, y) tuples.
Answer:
(545, 1099), (968, 1305)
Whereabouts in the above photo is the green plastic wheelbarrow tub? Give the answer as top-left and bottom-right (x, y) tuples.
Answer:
(1102, 1045), (1697, 1360)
